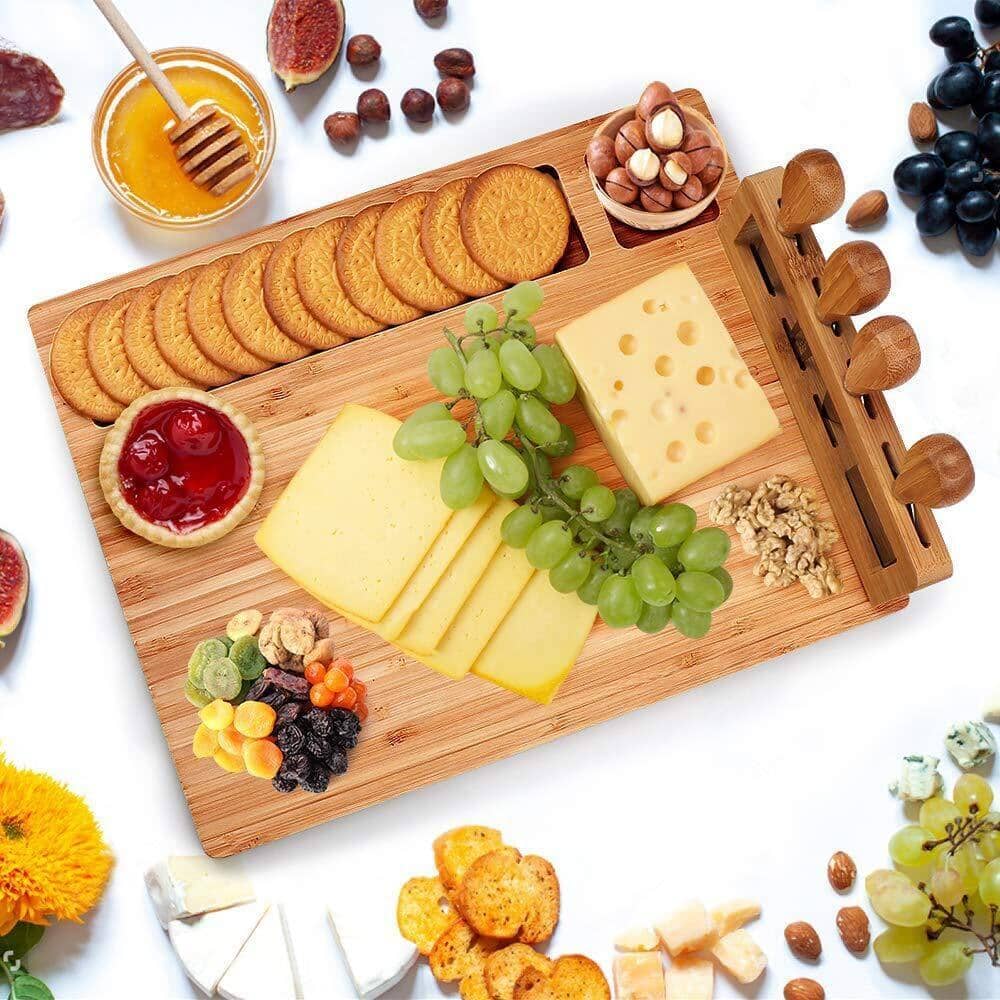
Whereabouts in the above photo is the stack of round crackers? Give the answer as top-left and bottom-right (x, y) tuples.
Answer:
(50, 165), (572, 421)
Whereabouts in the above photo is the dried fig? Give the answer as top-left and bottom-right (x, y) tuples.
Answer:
(305, 637), (337, 666)
(279, 615), (316, 655)
(267, 0), (345, 92)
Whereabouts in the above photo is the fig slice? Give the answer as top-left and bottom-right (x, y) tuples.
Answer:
(267, 0), (345, 92)
(0, 529), (28, 648)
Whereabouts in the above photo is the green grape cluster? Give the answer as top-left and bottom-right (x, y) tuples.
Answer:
(871, 773), (1000, 985)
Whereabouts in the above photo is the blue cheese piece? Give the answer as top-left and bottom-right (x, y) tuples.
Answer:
(945, 722), (997, 770)
(984, 692), (1000, 724)
(889, 755), (943, 801)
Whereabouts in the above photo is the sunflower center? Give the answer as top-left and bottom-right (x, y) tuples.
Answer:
(1, 818), (24, 840)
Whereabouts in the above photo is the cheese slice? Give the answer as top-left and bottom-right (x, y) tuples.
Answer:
(417, 546), (535, 679)
(613, 952), (666, 1000)
(555, 264), (780, 505)
(472, 572), (597, 704)
(255, 405), (452, 621)
(168, 900), (268, 996)
(396, 500), (513, 655)
(145, 855), (255, 928)
(218, 904), (299, 1000)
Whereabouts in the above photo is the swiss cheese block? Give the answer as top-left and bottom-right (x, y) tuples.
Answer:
(555, 264), (780, 505)
(396, 500), (513, 655)
(614, 952), (666, 1000)
(472, 572), (597, 704)
(664, 956), (713, 1000)
(255, 405), (452, 621)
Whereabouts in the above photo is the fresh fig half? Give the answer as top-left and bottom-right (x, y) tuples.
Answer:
(267, 0), (345, 92)
(0, 530), (27, 648)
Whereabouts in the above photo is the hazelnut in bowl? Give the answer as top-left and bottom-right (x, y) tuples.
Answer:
(587, 81), (728, 232)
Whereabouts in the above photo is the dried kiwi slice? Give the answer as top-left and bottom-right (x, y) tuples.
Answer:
(188, 638), (229, 687)
(230, 635), (267, 681)
(184, 680), (213, 708)
(202, 657), (242, 701)
(215, 635), (234, 654)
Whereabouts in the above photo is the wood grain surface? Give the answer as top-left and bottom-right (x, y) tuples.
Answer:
(27, 92), (907, 857)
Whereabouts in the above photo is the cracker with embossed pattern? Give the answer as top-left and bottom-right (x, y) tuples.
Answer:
(123, 278), (194, 390)
(87, 288), (153, 405)
(50, 301), (123, 422)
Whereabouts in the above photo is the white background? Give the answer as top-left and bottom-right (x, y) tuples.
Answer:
(1, 1), (998, 997)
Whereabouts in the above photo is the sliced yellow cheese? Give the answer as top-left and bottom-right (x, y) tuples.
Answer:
(396, 500), (513, 655)
(472, 573), (597, 704)
(417, 546), (535, 680)
(255, 405), (451, 621)
(555, 264), (780, 505)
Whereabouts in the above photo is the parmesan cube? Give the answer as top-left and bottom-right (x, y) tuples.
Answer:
(710, 899), (761, 937)
(614, 926), (660, 952)
(664, 956), (714, 1000)
(655, 901), (716, 957)
(614, 952), (666, 1000)
(711, 929), (767, 984)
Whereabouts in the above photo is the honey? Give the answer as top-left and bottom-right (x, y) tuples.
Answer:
(94, 49), (274, 228)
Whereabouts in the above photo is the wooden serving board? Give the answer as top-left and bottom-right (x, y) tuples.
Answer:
(28, 92), (907, 857)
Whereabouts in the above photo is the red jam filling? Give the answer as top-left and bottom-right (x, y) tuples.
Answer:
(117, 400), (251, 535)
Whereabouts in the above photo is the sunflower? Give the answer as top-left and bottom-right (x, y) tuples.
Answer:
(0, 752), (113, 934)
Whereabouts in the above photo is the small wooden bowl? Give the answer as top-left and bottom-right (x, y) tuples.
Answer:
(589, 104), (728, 232)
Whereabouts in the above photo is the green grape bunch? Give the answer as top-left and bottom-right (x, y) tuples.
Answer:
(393, 280), (735, 637)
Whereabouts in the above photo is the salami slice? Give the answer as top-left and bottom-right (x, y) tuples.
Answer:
(0, 39), (64, 130)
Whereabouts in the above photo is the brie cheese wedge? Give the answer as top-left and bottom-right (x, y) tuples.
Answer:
(168, 900), (268, 996)
(218, 904), (300, 1000)
(327, 896), (417, 998)
(146, 855), (255, 927)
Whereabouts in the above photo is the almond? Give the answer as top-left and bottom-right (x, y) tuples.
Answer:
(784, 921), (822, 960)
(827, 851), (857, 892)
(909, 101), (939, 143)
(846, 191), (888, 230)
(836, 906), (870, 954)
(784, 978), (825, 1000)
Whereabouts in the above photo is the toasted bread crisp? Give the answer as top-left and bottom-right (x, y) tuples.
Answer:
(485, 944), (554, 1000)
(513, 955), (610, 1000)
(460, 847), (560, 944)
(429, 918), (500, 984)
(434, 825), (504, 903)
(397, 876), (456, 956)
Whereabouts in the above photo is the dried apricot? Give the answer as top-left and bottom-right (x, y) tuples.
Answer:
(310, 683), (335, 708)
(244, 738), (283, 779)
(332, 658), (355, 682)
(192, 724), (219, 758)
(214, 748), (245, 772)
(199, 698), (235, 732)
(218, 725), (246, 756)
(323, 666), (350, 692)
(304, 661), (327, 685)
(234, 700), (277, 739)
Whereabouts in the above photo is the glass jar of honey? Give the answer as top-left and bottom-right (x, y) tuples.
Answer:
(93, 47), (275, 229)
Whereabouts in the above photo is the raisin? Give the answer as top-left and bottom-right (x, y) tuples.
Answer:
(301, 763), (331, 794)
(303, 707), (333, 737)
(244, 678), (272, 702)
(272, 773), (298, 794)
(336, 734), (358, 751)
(276, 701), (305, 727)
(260, 690), (290, 709)
(274, 723), (306, 755)
(327, 748), (349, 775)
(283, 752), (312, 782)
(305, 734), (332, 759)
(263, 667), (310, 696)
(331, 710), (361, 740)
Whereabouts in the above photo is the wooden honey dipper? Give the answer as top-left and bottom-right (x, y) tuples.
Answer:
(93, 0), (254, 196)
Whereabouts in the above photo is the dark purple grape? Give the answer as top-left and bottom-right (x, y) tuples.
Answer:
(986, 50), (1000, 74)
(894, 154), (946, 196)
(957, 189), (997, 223)
(946, 44), (979, 63)
(935, 130), (981, 165)
(916, 192), (957, 236)
(930, 15), (977, 49)
(973, 73), (1000, 117)
(944, 159), (986, 197)
(976, 0), (1000, 28)
(979, 112), (1000, 160)
(927, 76), (948, 111)
(984, 168), (1000, 194)
(957, 218), (998, 255)
(935, 63), (985, 108)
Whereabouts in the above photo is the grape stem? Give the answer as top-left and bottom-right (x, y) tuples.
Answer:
(919, 889), (999, 966)
(922, 811), (998, 858)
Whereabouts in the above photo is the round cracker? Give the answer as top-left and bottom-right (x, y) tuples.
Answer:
(122, 278), (194, 389)
(189, 256), (272, 375)
(222, 243), (312, 364)
(264, 230), (350, 349)
(374, 192), (466, 312)
(296, 219), (385, 339)
(336, 205), (426, 326)
(86, 288), (153, 405)
(422, 178), (504, 298)
(155, 268), (236, 387)
(49, 301), (123, 422)
(460, 165), (571, 283)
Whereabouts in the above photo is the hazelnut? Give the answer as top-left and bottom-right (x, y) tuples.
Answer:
(414, 0), (447, 18)
(586, 135), (618, 181)
(401, 88), (435, 123)
(614, 118), (647, 166)
(626, 148), (660, 188)
(324, 112), (360, 146)
(639, 183), (673, 213)
(646, 105), (686, 152)
(437, 76), (470, 113)
(659, 151), (692, 191)
(673, 175), (704, 210)
(699, 146), (726, 187)
(434, 47), (475, 79)
(604, 167), (639, 205)
(346, 34), (381, 66)
(357, 88), (391, 123)
(681, 129), (715, 173)
(637, 81), (677, 122)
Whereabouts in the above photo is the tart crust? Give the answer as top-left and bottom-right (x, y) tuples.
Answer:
(99, 387), (265, 549)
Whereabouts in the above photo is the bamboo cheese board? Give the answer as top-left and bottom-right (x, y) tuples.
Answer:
(28, 90), (970, 857)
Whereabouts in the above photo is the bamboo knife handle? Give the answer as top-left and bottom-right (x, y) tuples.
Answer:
(845, 316), (921, 395)
(893, 434), (975, 508)
(815, 241), (891, 324)
(777, 149), (846, 236)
